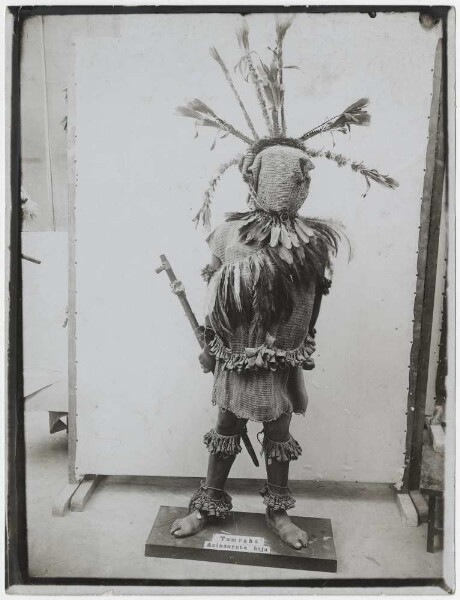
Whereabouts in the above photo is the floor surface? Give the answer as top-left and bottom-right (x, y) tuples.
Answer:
(25, 412), (443, 583)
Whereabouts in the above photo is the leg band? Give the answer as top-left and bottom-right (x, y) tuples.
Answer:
(260, 482), (296, 511)
(262, 434), (302, 464)
(189, 480), (232, 518)
(204, 429), (242, 459)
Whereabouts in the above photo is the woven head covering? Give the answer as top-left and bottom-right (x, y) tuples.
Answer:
(241, 144), (314, 215)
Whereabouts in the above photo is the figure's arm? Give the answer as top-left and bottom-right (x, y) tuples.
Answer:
(198, 253), (221, 374)
(308, 274), (331, 337)
(303, 273), (332, 371)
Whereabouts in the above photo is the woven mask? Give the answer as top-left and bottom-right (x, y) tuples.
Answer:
(242, 145), (314, 214)
(177, 16), (398, 230)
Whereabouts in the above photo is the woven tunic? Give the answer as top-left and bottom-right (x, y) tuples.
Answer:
(207, 221), (317, 422)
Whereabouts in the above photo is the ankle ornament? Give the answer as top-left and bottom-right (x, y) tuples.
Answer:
(260, 481), (296, 511)
(189, 480), (232, 518)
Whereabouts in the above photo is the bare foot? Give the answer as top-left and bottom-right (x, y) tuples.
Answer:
(266, 509), (308, 550)
(170, 510), (207, 538)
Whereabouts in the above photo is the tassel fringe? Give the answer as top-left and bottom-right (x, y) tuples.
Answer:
(260, 482), (296, 511)
(189, 480), (233, 518)
(208, 332), (316, 373)
(262, 434), (302, 464)
(203, 429), (242, 458)
(202, 263), (219, 283)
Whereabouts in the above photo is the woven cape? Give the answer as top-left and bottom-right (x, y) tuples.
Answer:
(206, 220), (316, 422)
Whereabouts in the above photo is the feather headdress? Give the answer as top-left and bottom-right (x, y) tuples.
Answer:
(177, 16), (399, 229)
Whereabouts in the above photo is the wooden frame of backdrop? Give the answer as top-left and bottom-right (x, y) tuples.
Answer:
(52, 41), (102, 516)
(401, 36), (447, 496)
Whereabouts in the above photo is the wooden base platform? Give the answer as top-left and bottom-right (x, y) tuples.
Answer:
(145, 505), (337, 572)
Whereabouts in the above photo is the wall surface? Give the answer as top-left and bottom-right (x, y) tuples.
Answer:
(21, 17), (69, 231)
(64, 13), (440, 481)
(21, 15), (126, 231)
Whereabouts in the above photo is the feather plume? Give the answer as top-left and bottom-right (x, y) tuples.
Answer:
(235, 19), (274, 135)
(209, 45), (226, 70)
(236, 18), (250, 51)
(233, 262), (242, 310)
(251, 252), (262, 285)
(289, 227), (300, 247)
(275, 14), (295, 43)
(305, 147), (399, 196)
(278, 245), (293, 264)
(275, 15), (295, 135)
(294, 245), (305, 263)
(188, 98), (217, 117)
(280, 224), (292, 249)
(193, 155), (242, 229)
(296, 219), (315, 238)
(299, 98), (371, 141)
(294, 220), (310, 243)
(256, 57), (282, 135)
(270, 224), (281, 247)
(210, 46), (259, 140)
(176, 99), (253, 144)
(205, 267), (221, 314)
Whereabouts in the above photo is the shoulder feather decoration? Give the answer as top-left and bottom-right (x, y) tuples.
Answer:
(207, 214), (346, 337)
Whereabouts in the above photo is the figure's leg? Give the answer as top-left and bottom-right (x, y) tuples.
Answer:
(171, 409), (246, 538)
(260, 412), (307, 550)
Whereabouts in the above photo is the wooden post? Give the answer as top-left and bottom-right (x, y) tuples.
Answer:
(67, 47), (79, 486)
(70, 475), (102, 512)
(155, 254), (203, 347)
(402, 38), (446, 492)
(7, 8), (29, 584)
(40, 16), (56, 231)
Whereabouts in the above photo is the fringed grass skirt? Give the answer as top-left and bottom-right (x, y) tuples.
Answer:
(210, 286), (316, 423)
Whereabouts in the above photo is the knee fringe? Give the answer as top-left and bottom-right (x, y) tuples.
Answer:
(260, 483), (296, 511)
(189, 480), (232, 518)
(262, 434), (302, 464)
(204, 429), (242, 459)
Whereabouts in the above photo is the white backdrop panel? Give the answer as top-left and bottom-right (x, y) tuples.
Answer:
(73, 13), (439, 481)
(22, 233), (68, 380)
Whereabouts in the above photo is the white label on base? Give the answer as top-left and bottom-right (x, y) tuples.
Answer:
(211, 533), (265, 546)
(204, 540), (270, 554)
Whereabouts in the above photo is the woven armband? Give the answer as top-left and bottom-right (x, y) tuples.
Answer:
(262, 434), (302, 464)
(204, 429), (242, 459)
(319, 275), (332, 295)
